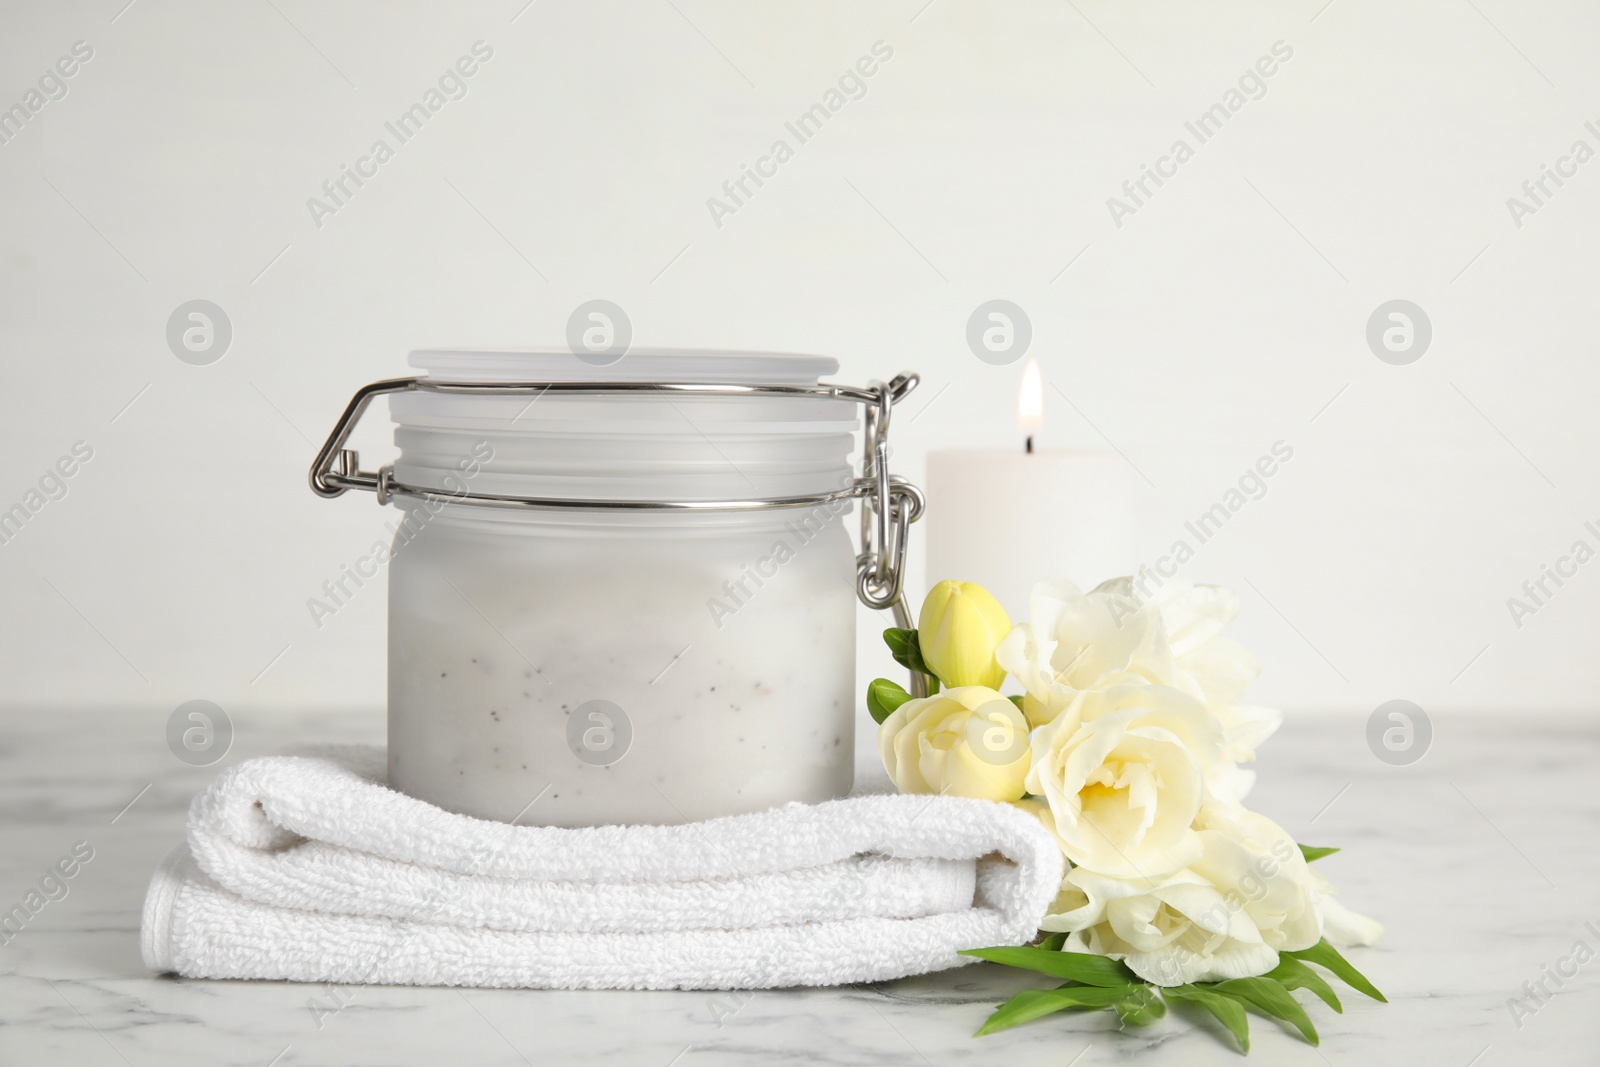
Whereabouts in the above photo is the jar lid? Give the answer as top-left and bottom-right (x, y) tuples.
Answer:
(408, 349), (840, 385)
(310, 363), (921, 604)
(390, 348), (858, 508)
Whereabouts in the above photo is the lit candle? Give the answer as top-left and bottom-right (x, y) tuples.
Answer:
(924, 360), (1154, 620)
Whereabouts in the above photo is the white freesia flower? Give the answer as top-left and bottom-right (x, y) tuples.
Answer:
(1000, 577), (1283, 807)
(994, 578), (1174, 726)
(1025, 684), (1221, 879)
(1042, 806), (1324, 985)
(876, 686), (1030, 802)
(872, 572), (1384, 1002)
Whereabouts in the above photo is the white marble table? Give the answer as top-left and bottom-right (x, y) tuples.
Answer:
(2, 706), (1592, 1066)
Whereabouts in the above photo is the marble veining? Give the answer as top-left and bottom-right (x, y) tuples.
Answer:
(1, 706), (1594, 1065)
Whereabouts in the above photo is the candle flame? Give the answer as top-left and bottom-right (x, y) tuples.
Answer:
(1018, 358), (1043, 437)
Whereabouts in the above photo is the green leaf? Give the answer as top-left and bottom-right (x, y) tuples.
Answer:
(975, 983), (1141, 1036)
(866, 678), (914, 724)
(1162, 985), (1251, 1053)
(1007, 694), (1026, 711)
(1267, 955), (1342, 1013)
(1033, 932), (1067, 951)
(880, 627), (939, 693)
(1297, 844), (1341, 862)
(882, 627), (923, 670)
(959, 946), (1140, 987)
(1113, 984), (1166, 1026)
(1211, 976), (1319, 1046)
(882, 628), (937, 692)
(1285, 939), (1387, 1003)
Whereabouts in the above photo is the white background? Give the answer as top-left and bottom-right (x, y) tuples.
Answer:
(2, 0), (1596, 717)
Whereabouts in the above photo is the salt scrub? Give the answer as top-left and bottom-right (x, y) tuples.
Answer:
(384, 349), (861, 827)
(389, 505), (856, 826)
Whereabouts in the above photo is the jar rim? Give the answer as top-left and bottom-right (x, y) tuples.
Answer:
(408, 348), (840, 385)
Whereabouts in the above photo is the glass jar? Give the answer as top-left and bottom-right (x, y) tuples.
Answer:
(309, 350), (922, 827)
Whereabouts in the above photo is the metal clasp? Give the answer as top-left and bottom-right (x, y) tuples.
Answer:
(854, 376), (925, 614)
(309, 377), (420, 499)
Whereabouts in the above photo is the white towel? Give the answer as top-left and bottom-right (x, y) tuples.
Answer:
(141, 746), (1062, 990)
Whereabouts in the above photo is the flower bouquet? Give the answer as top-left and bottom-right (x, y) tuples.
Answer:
(868, 577), (1385, 1052)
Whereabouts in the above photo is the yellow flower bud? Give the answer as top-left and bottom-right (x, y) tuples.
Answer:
(918, 580), (1012, 689)
(876, 686), (1031, 801)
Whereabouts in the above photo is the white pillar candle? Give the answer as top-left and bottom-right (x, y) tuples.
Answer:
(923, 360), (1155, 620)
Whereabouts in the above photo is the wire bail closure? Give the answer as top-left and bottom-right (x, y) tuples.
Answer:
(308, 374), (926, 646)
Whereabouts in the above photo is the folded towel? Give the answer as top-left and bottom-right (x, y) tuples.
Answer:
(142, 746), (1063, 990)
